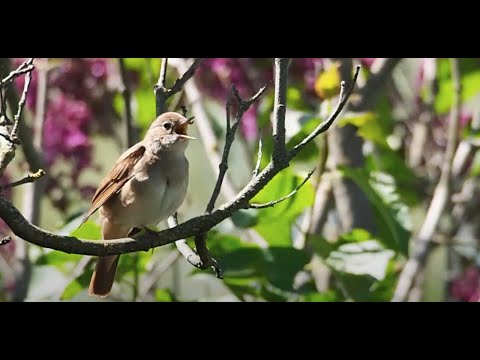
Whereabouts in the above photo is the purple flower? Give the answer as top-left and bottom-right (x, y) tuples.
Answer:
(43, 94), (92, 173)
(451, 266), (480, 302)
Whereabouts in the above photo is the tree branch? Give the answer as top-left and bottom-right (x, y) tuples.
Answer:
(0, 169), (45, 191)
(0, 60), (34, 88)
(0, 58), (36, 177)
(206, 85), (267, 213)
(289, 66), (361, 158)
(392, 58), (461, 302)
(10, 58), (34, 140)
(0, 61), (360, 267)
(154, 58), (203, 116)
(272, 58), (290, 164)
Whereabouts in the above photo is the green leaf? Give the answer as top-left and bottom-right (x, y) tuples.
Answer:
(155, 289), (176, 302)
(61, 268), (93, 300)
(252, 169), (314, 246)
(365, 150), (421, 207)
(338, 112), (389, 147)
(287, 86), (312, 111)
(326, 240), (395, 281)
(300, 291), (338, 302)
(135, 87), (157, 132)
(206, 232), (309, 297)
(61, 280), (82, 300)
(70, 220), (101, 240)
(254, 221), (292, 247)
(340, 167), (410, 255)
(262, 247), (309, 291)
(231, 209), (259, 228)
(435, 58), (480, 114)
(36, 251), (82, 271)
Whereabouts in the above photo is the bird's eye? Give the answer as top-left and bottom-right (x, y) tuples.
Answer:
(163, 122), (172, 130)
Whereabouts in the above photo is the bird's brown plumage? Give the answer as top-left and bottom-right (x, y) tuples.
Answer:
(81, 144), (146, 226)
(84, 112), (192, 297)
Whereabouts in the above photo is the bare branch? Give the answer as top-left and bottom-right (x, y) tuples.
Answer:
(0, 61), (34, 88)
(10, 58), (34, 140)
(392, 58), (462, 302)
(155, 58), (204, 116)
(206, 85), (267, 214)
(168, 58), (204, 96)
(249, 168), (316, 209)
(118, 58), (136, 148)
(272, 58), (290, 164)
(0, 58), (37, 177)
(0, 169), (45, 191)
(289, 65), (361, 159)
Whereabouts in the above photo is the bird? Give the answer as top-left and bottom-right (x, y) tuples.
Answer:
(80, 111), (195, 297)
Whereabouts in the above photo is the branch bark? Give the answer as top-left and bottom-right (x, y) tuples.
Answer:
(392, 58), (461, 302)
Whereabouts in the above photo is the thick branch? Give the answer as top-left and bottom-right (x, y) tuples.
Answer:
(392, 58), (461, 302)
(272, 58), (290, 164)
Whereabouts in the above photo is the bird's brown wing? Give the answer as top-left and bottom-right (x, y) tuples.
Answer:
(80, 144), (146, 225)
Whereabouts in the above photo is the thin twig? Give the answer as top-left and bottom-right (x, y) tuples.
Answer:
(169, 58), (204, 96)
(0, 169), (45, 191)
(118, 58), (136, 148)
(290, 65), (361, 158)
(0, 62), (34, 87)
(10, 58), (34, 140)
(206, 85), (267, 213)
(392, 58), (462, 302)
(249, 168), (316, 209)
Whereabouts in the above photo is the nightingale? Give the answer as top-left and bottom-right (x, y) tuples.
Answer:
(80, 112), (195, 297)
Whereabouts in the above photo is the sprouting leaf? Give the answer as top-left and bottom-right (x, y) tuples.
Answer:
(70, 219), (101, 240)
(339, 167), (411, 255)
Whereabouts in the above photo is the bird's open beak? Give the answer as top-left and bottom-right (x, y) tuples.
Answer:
(175, 118), (196, 140)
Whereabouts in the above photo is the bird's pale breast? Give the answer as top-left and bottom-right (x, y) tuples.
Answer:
(100, 154), (188, 228)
